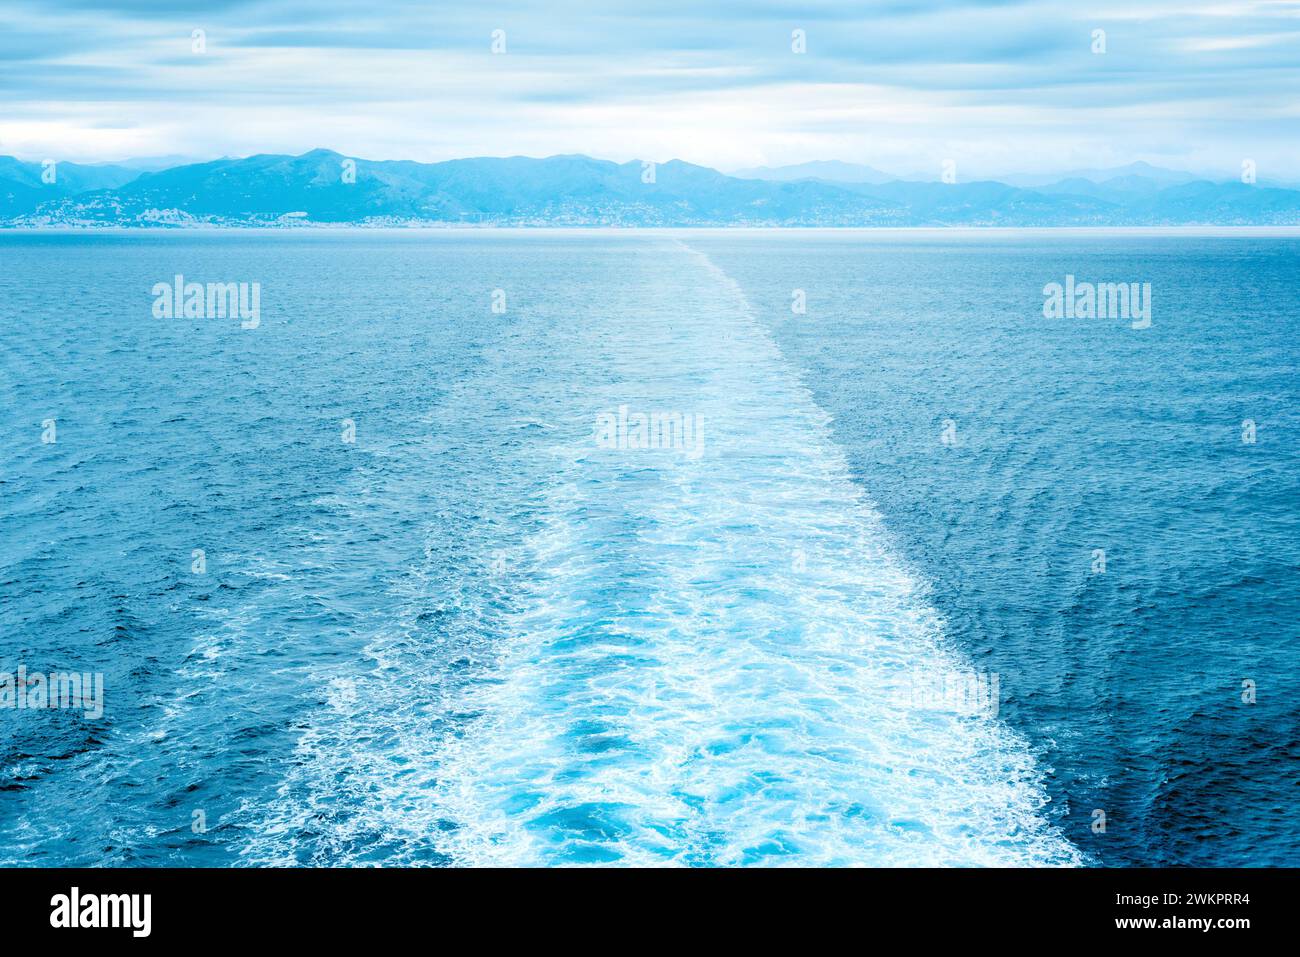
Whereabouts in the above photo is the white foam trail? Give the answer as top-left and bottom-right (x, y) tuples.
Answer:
(431, 239), (1083, 866)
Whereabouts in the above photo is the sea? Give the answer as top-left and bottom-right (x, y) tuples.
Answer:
(1, 228), (1296, 866)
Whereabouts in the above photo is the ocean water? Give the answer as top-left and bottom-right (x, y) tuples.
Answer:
(0, 229), (1294, 867)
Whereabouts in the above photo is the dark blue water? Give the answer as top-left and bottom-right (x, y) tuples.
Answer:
(692, 229), (1300, 866)
(1, 229), (1295, 866)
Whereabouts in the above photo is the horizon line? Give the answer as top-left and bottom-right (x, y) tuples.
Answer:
(3, 148), (1283, 185)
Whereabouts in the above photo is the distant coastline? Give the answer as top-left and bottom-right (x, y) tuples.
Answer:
(4, 151), (1299, 229)
(9, 224), (1300, 234)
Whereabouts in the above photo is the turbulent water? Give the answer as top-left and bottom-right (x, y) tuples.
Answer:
(1, 229), (1295, 867)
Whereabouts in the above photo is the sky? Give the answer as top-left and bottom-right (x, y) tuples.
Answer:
(2, 0), (1298, 178)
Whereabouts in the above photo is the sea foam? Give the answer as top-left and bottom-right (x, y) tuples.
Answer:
(426, 241), (1083, 866)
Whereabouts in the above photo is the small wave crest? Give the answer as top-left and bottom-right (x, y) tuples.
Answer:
(428, 240), (1083, 866)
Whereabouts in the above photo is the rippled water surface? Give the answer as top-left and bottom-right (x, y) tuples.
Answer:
(1, 230), (1295, 866)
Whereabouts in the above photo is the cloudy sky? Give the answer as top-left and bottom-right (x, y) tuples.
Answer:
(2, 0), (1298, 177)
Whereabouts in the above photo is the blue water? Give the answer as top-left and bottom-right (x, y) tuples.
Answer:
(0, 229), (1295, 867)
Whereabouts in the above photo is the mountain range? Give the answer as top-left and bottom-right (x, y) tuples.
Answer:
(4, 150), (1299, 227)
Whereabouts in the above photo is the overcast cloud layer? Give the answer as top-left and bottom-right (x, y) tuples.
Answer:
(2, 0), (1298, 177)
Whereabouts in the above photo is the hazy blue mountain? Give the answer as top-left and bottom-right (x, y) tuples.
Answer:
(1143, 180), (1300, 223)
(1001, 161), (1204, 189)
(1035, 175), (1171, 200)
(1020, 172), (1300, 223)
(14, 150), (899, 226)
(0, 156), (144, 217)
(0, 156), (141, 214)
(0, 175), (44, 218)
(831, 179), (1118, 226)
(730, 160), (897, 185)
(0, 156), (140, 191)
(4, 150), (1299, 226)
(109, 154), (225, 172)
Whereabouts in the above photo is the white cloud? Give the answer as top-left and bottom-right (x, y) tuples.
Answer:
(2, 0), (1298, 176)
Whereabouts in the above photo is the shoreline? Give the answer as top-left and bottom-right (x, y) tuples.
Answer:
(5, 224), (1300, 236)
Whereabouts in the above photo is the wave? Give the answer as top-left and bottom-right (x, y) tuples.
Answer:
(425, 240), (1083, 866)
